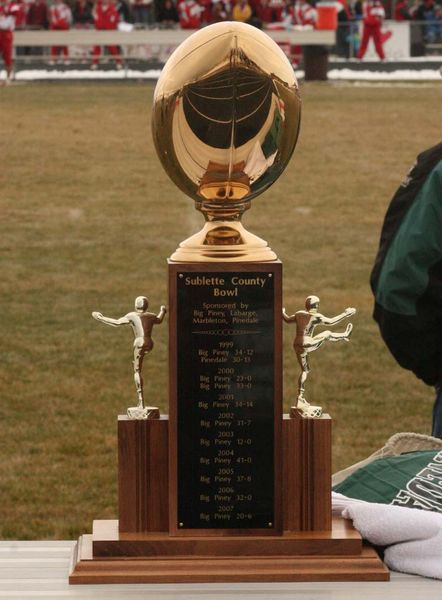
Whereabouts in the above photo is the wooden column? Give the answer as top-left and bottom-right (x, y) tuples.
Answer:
(118, 416), (169, 533)
(283, 412), (332, 532)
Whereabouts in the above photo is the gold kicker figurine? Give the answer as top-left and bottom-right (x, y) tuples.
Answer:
(283, 296), (356, 418)
(92, 297), (167, 420)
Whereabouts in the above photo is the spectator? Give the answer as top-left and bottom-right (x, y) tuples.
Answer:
(356, 0), (386, 59)
(72, 0), (93, 63)
(415, 0), (435, 20)
(26, 0), (48, 29)
(0, 0), (20, 84)
(408, 0), (421, 17)
(14, 0), (25, 28)
(283, 0), (317, 65)
(24, 0), (47, 56)
(49, 0), (72, 64)
(232, 0), (252, 22)
(92, 0), (123, 68)
(354, 0), (363, 18)
(371, 142), (442, 438)
(395, 0), (412, 19)
(435, 2), (442, 42)
(178, 0), (202, 28)
(157, 0), (179, 26)
(211, 0), (229, 22)
(73, 0), (94, 27)
(130, 0), (154, 27)
(270, 0), (285, 22)
(284, 0), (317, 25)
(256, 0), (274, 24)
(336, 0), (352, 57)
(415, 0), (440, 43)
(116, 0), (131, 22)
(11, 0), (24, 56)
(199, 0), (212, 24)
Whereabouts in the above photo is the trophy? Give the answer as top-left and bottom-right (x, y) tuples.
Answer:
(151, 20), (300, 264)
(70, 22), (388, 583)
(155, 20), (300, 536)
(92, 297), (167, 420)
(283, 297), (356, 419)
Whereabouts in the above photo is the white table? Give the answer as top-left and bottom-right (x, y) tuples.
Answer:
(0, 541), (441, 599)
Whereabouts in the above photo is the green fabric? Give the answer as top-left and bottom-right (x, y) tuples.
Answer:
(333, 450), (442, 512)
(261, 111), (282, 158)
(375, 160), (442, 316)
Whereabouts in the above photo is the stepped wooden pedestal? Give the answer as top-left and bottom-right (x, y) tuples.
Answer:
(70, 260), (388, 583)
(70, 520), (388, 583)
(69, 414), (389, 583)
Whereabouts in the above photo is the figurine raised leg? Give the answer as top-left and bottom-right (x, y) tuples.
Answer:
(283, 297), (355, 418)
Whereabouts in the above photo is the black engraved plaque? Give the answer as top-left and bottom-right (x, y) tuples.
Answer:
(177, 271), (275, 529)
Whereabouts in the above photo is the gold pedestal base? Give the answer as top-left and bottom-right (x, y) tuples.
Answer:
(170, 221), (277, 262)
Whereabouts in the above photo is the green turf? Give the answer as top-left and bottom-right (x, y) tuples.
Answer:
(1, 82), (441, 539)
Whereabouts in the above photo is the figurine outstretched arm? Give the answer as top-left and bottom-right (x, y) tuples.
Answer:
(282, 308), (296, 323)
(92, 312), (131, 327)
(155, 305), (167, 323)
(319, 307), (356, 326)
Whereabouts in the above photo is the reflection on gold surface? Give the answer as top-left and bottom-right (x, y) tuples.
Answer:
(152, 21), (301, 262)
(204, 226), (244, 246)
(199, 161), (250, 202)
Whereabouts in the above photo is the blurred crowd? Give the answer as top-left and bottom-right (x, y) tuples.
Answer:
(6, 0), (442, 33)
(2, 0), (441, 80)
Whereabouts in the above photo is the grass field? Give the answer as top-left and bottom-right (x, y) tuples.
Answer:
(1, 81), (441, 540)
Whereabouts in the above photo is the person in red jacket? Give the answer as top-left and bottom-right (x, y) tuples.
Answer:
(270, 0), (284, 22)
(92, 0), (122, 69)
(211, 1), (229, 23)
(394, 0), (411, 20)
(49, 0), (72, 63)
(285, 0), (317, 26)
(357, 0), (386, 60)
(283, 0), (317, 66)
(13, 0), (25, 28)
(27, 0), (49, 30)
(256, 0), (274, 24)
(177, 0), (202, 29)
(199, 0), (212, 24)
(0, 0), (20, 82)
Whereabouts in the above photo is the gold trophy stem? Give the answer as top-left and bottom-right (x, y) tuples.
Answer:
(196, 199), (251, 222)
(169, 218), (277, 263)
(169, 197), (276, 262)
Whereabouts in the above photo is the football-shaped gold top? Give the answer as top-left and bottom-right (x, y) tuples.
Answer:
(151, 22), (302, 261)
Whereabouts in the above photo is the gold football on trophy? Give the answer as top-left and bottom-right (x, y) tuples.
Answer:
(152, 22), (301, 262)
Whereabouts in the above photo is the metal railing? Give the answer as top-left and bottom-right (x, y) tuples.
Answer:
(11, 28), (335, 70)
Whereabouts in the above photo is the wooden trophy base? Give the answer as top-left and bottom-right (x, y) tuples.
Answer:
(69, 517), (389, 583)
(70, 414), (389, 584)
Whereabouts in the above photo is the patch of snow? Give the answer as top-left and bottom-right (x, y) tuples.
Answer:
(8, 69), (162, 81)
(337, 81), (442, 88)
(2, 67), (440, 83)
(332, 56), (442, 63)
(328, 68), (442, 81)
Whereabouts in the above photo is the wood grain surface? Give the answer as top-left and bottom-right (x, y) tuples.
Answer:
(118, 416), (169, 532)
(70, 531), (389, 584)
